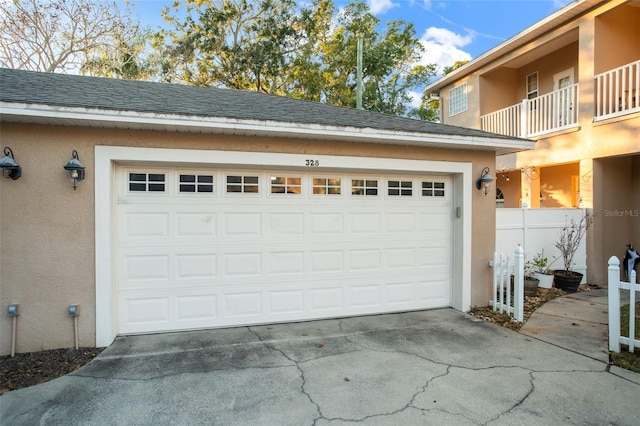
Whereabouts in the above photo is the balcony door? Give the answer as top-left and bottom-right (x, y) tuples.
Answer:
(554, 68), (574, 126)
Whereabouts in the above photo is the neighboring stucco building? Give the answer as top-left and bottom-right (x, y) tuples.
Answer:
(426, 0), (640, 284)
(0, 68), (532, 355)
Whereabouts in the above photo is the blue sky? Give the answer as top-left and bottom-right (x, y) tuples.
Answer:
(133, 0), (573, 74)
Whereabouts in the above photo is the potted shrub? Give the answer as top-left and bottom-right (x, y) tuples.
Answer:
(553, 214), (593, 292)
(523, 258), (540, 297)
(531, 250), (554, 289)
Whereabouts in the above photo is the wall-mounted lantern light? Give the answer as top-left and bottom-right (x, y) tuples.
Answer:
(0, 147), (22, 180)
(63, 150), (85, 190)
(476, 167), (494, 195)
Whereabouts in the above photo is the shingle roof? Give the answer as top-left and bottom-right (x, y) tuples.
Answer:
(0, 68), (524, 143)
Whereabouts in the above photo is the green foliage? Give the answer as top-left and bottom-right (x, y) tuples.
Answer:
(154, 0), (437, 116)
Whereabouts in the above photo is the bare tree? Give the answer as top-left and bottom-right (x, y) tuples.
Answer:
(0, 0), (145, 75)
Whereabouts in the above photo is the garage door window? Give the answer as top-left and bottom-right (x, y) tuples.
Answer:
(388, 180), (412, 196)
(179, 174), (214, 193)
(351, 179), (378, 196)
(313, 178), (341, 195)
(270, 176), (302, 194)
(422, 181), (445, 197)
(227, 175), (259, 193)
(129, 172), (166, 192)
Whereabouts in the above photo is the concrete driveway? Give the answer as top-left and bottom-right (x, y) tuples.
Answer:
(2, 308), (639, 425)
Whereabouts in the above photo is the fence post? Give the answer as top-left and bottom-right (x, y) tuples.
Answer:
(629, 270), (636, 353)
(513, 245), (524, 322)
(608, 256), (621, 353)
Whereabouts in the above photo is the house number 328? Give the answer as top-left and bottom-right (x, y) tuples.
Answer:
(305, 159), (320, 167)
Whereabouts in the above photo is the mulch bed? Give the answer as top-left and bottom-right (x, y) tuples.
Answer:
(467, 284), (600, 330)
(0, 347), (104, 394)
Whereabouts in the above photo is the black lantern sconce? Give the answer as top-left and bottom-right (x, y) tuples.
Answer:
(63, 150), (85, 190)
(476, 167), (494, 195)
(0, 147), (22, 180)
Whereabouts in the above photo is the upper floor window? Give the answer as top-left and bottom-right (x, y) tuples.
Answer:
(449, 83), (467, 116)
(526, 72), (538, 99)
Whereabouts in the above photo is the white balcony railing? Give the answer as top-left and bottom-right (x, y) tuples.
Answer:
(481, 84), (579, 139)
(595, 60), (640, 121)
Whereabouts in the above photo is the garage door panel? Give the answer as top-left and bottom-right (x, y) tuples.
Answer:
(348, 249), (382, 271)
(268, 290), (305, 315)
(176, 295), (218, 321)
(349, 213), (381, 233)
(223, 253), (262, 277)
(224, 213), (262, 236)
(304, 285), (342, 311)
(268, 251), (305, 275)
(268, 213), (305, 235)
(176, 254), (217, 279)
(223, 292), (262, 318)
(310, 213), (344, 234)
(309, 250), (344, 273)
(176, 213), (217, 238)
(116, 168), (452, 335)
(120, 211), (170, 241)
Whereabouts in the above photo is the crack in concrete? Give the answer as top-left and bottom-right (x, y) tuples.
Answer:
(482, 371), (536, 425)
(247, 327), (323, 426)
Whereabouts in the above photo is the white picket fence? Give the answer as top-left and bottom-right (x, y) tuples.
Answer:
(608, 256), (639, 353)
(490, 245), (524, 322)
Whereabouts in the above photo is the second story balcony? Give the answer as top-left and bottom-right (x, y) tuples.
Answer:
(595, 59), (640, 122)
(481, 83), (579, 139)
(481, 59), (640, 139)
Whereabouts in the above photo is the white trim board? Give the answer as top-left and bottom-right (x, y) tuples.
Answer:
(95, 146), (473, 347)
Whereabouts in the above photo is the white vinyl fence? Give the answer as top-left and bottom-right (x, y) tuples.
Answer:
(496, 208), (587, 282)
(491, 246), (524, 322)
(608, 256), (639, 354)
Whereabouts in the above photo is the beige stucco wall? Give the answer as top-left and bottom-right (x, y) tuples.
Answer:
(439, 74), (481, 130)
(0, 123), (498, 354)
(540, 163), (580, 208)
(594, 3), (640, 75)
(495, 169), (522, 208)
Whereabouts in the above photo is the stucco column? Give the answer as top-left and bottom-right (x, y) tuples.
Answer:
(579, 158), (594, 209)
(578, 14), (596, 128)
(520, 167), (540, 208)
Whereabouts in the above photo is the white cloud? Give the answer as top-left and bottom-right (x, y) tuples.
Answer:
(408, 90), (423, 108)
(367, 0), (398, 15)
(418, 27), (473, 73)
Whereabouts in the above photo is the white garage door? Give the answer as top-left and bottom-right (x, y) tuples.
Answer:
(116, 166), (452, 334)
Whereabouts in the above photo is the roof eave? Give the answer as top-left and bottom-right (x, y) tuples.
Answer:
(0, 102), (535, 153)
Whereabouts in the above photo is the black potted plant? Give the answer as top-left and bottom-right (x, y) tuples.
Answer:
(553, 214), (593, 292)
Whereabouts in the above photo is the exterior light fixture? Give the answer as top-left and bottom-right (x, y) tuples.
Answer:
(0, 147), (22, 180)
(63, 150), (85, 190)
(476, 167), (494, 195)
